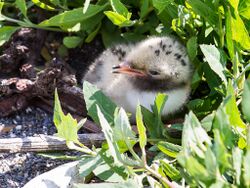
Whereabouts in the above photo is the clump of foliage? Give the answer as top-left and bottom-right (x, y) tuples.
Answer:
(53, 81), (250, 187)
(1, 0), (250, 187)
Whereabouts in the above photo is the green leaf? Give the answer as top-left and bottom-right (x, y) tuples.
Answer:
(185, 156), (212, 183)
(139, 0), (150, 19)
(242, 79), (250, 123)
(32, 0), (56, 11)
(225, 8), (235, 60)
(74, 179), (138, 188)
(53, 90), (81, 145)
(160, 159), (181, 181)
(152, 0), (174, 14)
(244, 150), (250, 187)
(39, 4), (108, 27)
(0, 26), (19, 46)
(157, 141), (182, 158)
(226, 2), (250, 50)
(204, 147), (217, 178)
(53, 88), (63, 127)
(104, 11), (134, 27)
(213, 130), (230, 172)
(83, 81), (117, 125)
(223, 81), (246, 129)
(15, 0), (27, 18)
(187, 0), (219, 30)
(187, 36), (197, 61)
(239, 0), (250, 19)
(201, 112), (215, 132)
(213, 106), (233, 148)
(113, 108), (137, 152)
(200, 44), (227, 84)
(97, 106), (123, 165)
(78, 155), (103, 177)
(93, 163), (125, 182)
(63, 36), (82, 48)
(94, 150), (128, 182)
(136, 105), (147, 151)
(232, 147), (243, 185)
(110, 0), (130, 18)
(182, 111), (211, 158)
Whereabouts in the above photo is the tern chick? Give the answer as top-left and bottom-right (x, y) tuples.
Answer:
(83, 36), (193, 119)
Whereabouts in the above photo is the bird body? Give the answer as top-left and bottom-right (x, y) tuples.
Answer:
(83, 36), (192, 119)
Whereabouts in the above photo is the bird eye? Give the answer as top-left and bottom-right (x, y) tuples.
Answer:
(148, 70), (160, 76)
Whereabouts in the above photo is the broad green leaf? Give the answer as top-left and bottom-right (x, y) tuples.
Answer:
(104, 11), (134, 27)
(201, 112), (215, 132)
(200, 44), (227, 84)
(242, 79), (250, 123)
(239, 0), (250, 19)
(53, 90), (81, 144)
(96, 151), (129, 181)
(204, 147), (217, 178)
(187, 0), (219, 30)
(225, 8), (235, 60)
(63, 36), (82, 48)
(39, 4), (108, 27)
(74, 179), (139, 188)
(110, 0), (130, 18)
(0, 26), (19, 46)
(97, 106), (123, 165)
(141, 93), (167, 139)
(223, 81), (246, 129)
(213, 130), (230, 172)
(157, 141), (182, 158)
(226, 1), (250, 50)
(32, 0), (56, 11)
(136, 105), (147, 151)
(213, 107), (233, 148)
(78, 155), (103, 177)
(182, 111), (211, 158)
(244, 150), (250, 187)
(185, 156), (212, 183)
(83, 81), (117, 125)
(113, 108), (137, 152)
(140, 106), (156, 137)
(152, 0), (174, 14)
(15, 0), (27, 18)
(160, 159), (181, 181)
(93, 163), (125, 182)
(140, 0), (150, 19)
(187, 36), (197, 61)
(53, 89), (63, 127)
(85, 23), (101, 43)
(232, 147), (243, 185)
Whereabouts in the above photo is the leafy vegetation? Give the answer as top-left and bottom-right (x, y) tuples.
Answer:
(1, 0), (250, 187)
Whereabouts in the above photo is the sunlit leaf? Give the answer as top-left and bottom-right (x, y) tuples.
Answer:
(39, 4), (108, 27)
(242, 79), (250, 123)
(200, 44), (227, 84)
(83, 81), (117, 125)
(136, 105), (147, 151)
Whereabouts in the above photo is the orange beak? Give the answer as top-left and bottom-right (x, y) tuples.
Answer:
(112, 63), (147, 77)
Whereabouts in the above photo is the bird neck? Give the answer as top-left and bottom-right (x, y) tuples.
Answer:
(129, 77), (188, 92)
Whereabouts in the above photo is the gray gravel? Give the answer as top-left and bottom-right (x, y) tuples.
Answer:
(0, 107), (75, 188)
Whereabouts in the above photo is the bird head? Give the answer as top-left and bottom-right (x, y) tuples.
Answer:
(112, 36), (192, 91)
